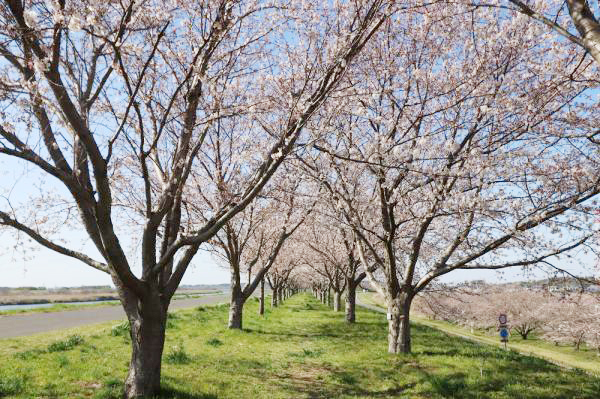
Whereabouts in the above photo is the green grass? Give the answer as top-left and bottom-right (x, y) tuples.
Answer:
(1, 294), (599, 398)
(358, 292), (600, 376)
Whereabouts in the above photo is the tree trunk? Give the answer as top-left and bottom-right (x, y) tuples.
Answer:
(272, 287), (278, 307)
(123, 291), (167, 399)
(228, 269), (245, 329)
(278, 287), (283, 304)
(228, 289), (245, 329)
(333, 291), (342, 312)
(326, 288), (331, 307)
(346, 282), (357, 323)
(259, 277), (265, 316)
(387, 294), (413, 354)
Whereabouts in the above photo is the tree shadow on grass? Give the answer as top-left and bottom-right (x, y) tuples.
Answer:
(153, 388), (218, 399)
(245, 328), (342, 339)
(269, 364), (418, 399)
(153, 380), (219, 399)
(411, 330), (600, 399)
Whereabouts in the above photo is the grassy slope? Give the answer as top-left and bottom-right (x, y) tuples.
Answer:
(0, 294), (598, 399)
(358, 292), (600, 376)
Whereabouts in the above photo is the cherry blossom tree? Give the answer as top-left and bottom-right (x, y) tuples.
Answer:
(299, 203), (369, 320)
(498, 0), (600, 65)
(0, 1), (392, 396)
(302, 3), (599, 354)
(266, 249), (298, 308)
(542, 294), (600, 350)
(415, 286), (551, 339)
(303, 221), (349, 311)
(206, 175), (314, 329)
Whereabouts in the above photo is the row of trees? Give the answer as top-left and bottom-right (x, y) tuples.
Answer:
(415, 285), (600, 351)
(1, 1), (599, 397)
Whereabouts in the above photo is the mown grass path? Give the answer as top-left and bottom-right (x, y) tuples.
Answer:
(1, 294), (599, 398)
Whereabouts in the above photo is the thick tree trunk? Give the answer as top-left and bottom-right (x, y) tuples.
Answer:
(387, 294), (413, 354)
(123, 291), (167, 399)
(259, 277), (265, 316)
(333, 291), (342, 312)
(345, 283), (357, 323)
(228, 290), (245, 329)
(228, 269), (245, 329)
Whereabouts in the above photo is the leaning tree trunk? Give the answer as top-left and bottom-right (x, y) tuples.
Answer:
(333, 291), (342, 312)
(345, 282), (357, 323)
(387, 293), (413, 354)
(122, 288), (168, 399)
(259, 277), (265, 316)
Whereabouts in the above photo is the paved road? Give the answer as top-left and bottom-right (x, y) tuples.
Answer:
(0, 294), (228, 339)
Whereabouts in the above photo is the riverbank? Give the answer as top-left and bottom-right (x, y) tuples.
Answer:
(0, 288), (221, 306)
(1, 294), (598, 398)
(0, 290), (223, 316)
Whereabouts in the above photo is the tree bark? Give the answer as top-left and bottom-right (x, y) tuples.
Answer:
(228, 265), (245, 329)
(333, 291), (342, 312)
(259, 277), (265, 315)
(228, 289), (245, 329)
(278, 286), (283, 304)
(567, 0), (600, 64)
(123, 290), (167, 399)
(345, 282), (357, 323)
(272, 287), (278, 307)
(387, 294), (413, 354)
(326, 288), (331, 307)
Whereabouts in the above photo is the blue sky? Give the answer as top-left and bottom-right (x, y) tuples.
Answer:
(0, 244), (229, 288)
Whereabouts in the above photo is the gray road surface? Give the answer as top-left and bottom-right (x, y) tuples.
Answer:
(0, 294), (228, 339)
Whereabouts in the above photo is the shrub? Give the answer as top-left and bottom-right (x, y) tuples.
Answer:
(57, 355), (69, 367)
(110, 321), (130, 337)
(0, 373), (25, 396)
(165, 343), (190, 364)
(206, 338), (223, 347)
(166, 319), (177, 329)
(14, 348), (45, 360)
(47, 335), (85, 352)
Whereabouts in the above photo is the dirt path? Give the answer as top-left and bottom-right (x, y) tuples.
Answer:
(0, 294), (228, 339)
